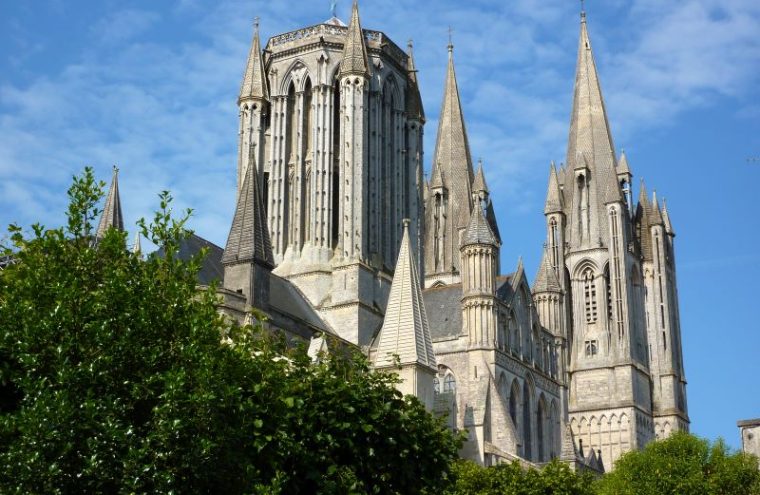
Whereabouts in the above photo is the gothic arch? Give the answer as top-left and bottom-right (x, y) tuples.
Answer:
(279, 59), (311, 94)
(572, 258), (599, 279)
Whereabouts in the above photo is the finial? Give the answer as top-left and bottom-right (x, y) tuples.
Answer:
(407, 38), (413, 50)
(112, 164), (119, 174)
(402, 218), (411, 228)
(447, 26), (453, 52)
(330, 0), (337, 17)
(580, 0), (586, 19)
(254, 16), (260, 30)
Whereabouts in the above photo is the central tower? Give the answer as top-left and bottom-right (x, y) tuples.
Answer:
(236, 2), (425, 345)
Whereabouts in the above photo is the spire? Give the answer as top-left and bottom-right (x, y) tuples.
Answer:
(651, 190), (664, 225)
(533, 248), (562, 293)
(462, 204), (498, 247)
(339, 0), (369, 77)
(132, 231), (142, 255)
(406, 40), (425, 122)
(564, 11), (622, 218)
(662, 198), (675, 235)
(222, 144), (274, 267)
(431, 41), (474, 231)
(618, 149), (632, 177)
(96, 166), (124, 240)
(472, 159), (489, 196)
(544, 161), (564, 214)
(239, 18), (269, 103)
(374, 220), (436, 370)
(636, 179), (653, 261)
(429, 163), (445, 190)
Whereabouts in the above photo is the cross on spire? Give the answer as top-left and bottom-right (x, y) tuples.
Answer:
(254, 16), (260, 30)
(447, 25), (454, 51)
(330, 0), (338, 17)
(580, 0), (586, 18)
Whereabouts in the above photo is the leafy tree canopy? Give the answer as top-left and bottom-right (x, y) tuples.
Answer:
(0, 167), (461, 494)
(596, 431), (760, 495)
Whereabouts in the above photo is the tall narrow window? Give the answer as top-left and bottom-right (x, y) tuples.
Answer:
(610, 208), (625, 340)
(583, 268), (597, 323)
(331, 79), (341, 249)
(550, 218), (560, 272)
(605, 265), (612, 320)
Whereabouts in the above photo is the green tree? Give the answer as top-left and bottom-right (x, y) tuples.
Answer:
(596, 431), (760, 495)
(0, 168), (460, 494)
(445, 458), (595, 495)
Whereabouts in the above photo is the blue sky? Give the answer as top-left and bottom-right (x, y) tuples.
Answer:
(1, 0), (758, 448)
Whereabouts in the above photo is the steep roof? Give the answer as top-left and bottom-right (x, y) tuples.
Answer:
(462, 203), (499, 247)
(96, 166), (124, 240)
(374, 221), (436, 370)
(662, 198), (675, 235)
(339, 1), (370, 77)
(618, 149), (632, 177)
(636, 180), (653, 261)
(472, 160), (489, 195)
(239, 20), (269, 103)
(533, 248), (562, 293)
(222, 145), (274, 267)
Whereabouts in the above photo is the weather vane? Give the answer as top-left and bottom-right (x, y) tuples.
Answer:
(330, 0), (337, 17)
(580, 0), (585, 14)
(447, 25), (453, 50)
(254, 16), (260, 29)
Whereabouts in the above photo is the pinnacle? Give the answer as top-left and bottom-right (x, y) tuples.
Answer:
(339, 0), (370, 77)
(544, 162), (564, 214)
(96, 166), (124, 240)
(239, 18), (269, 103)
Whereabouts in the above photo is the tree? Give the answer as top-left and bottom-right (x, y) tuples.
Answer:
(445, 458), (595, 495)
(596, 431), (760, 495)
(0, 168), (460, 494)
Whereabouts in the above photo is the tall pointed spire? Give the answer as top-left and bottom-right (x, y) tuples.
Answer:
(222, 144), (274, 267)
(636, 179), (653, 261)
(618, 149), (632, 177)
(239, 17), (269, 103)
(406, 40), (425, 122)
(533, 247), (562, 293)
(96, 166), (124, 240)
(651, 190), (664, 225)
(544, 161), (564, 214)
(339, 0), (369, 77)
(374, 220), (436, 370)
(431, 40), (474, 230)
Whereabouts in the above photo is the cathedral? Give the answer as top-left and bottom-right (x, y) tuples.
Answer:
(97, 1), (689, 470)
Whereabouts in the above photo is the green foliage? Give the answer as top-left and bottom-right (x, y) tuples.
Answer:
(446, 459), (595, 495)
(596, 431), (760, 495)
(0, 168), (460, 494)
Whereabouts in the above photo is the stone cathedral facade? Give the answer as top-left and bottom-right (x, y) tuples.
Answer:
(99, 2), (689, 470)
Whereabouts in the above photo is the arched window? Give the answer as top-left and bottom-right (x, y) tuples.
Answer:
(583, 268), (597, 323)
(537, 396), (546, 462)
(550, 218), (560, 271)
(443, 373), (456, 394)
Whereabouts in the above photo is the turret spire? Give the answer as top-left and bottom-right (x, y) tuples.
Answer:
(462, 201), (498, 247)
(544, 161), (564, 214)
(374, 219), (436, 370)
(239, 17), (269, 103)
(662, 198), (675, 235)
(472, 159), (489, 198)
(96, 166), (124, 240)
(533, 247), (562, 293)
(339, 0), (369, 77)
(222, 144), (274, 267)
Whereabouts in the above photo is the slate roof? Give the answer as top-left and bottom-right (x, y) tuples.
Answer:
(423, 284), (463, 341)
(154, 233), (224, 286)
(533, 249), (562, 293)
(463, 204), (498, 246)
(222, 144), (273, 267)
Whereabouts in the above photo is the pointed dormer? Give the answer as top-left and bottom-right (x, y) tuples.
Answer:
(533, 248), (562, 294)
(223, 144), (274, 268)
(339, 1), (370, 77)
(563, 11), (623, 247)
(406, 40), (425, 123)
(374, 219), (436, 408)
(96, 166), (124, 240)
(544, 161), (564, 215)
(239, 19), (269, 104)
